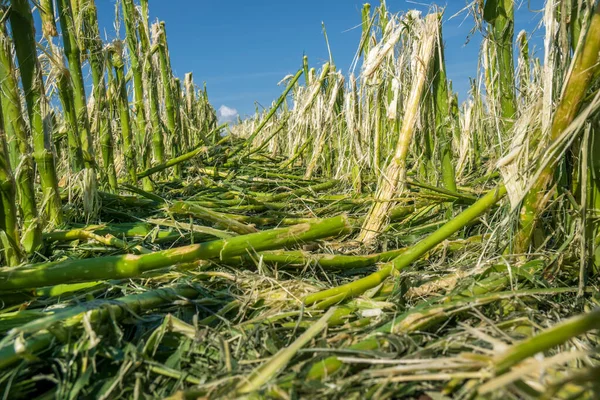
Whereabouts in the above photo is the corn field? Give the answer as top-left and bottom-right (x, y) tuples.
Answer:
(0, 0), (599, 398)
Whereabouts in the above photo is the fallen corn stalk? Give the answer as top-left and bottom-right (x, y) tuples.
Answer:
(304, 185), (507, 306)
(0, 215), (351, 291)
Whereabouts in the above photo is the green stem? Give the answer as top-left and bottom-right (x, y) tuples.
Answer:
(53, 47), (85, 172)
(155, 21), (180, 177)
(122, 0), (146, 182)
(484, 0), (517, 131)
(0, 21), (42, 254)
(0, 215), (351, 290)
(304, 185), (507, 305)
(39, 0), (58, 37)
(57, 0), (95, 166)
(515, 4), (600, 253)
(0, 106), (22, 266)
(493, 308), (600, 375)
(432, 16), (457, 192)
(10, 0), (63, 226)
(138, 0), (165, 165)
(108, 42), (137, 182)
(82, 0), (117, 190)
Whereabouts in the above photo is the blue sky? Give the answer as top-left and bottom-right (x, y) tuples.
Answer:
(88, 1), (546, 120)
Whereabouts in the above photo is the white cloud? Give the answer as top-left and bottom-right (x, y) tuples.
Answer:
(218, 105), (239, 123)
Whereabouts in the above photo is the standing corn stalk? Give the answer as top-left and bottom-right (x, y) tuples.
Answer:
(358, 13), (438, 244)
(56, 0), (94, 161)
(516, 30), (531, 103)
(183, 72), (209, 145)
(154, 21), (181, 177)
(121, 0), (147, 187)
(39, 0), (84, 173)
(39, 0), (58, 37)
(0, 18), (42, 254)
(0, 103), (22, 266)
(201, 83), (218, 141)
(174, 78), (188, 152)
(57, 0), (98, 217)
(514, 3), (600, 253)
(49, 43), (85, 172)
(483, 0), (517, 137)
(305, 70), (342, 179)
(9, 0), (63, 227)
(432, 14), (457, 192)
(81, 0), (118, 191)
(108, 41), (137, 183)
(138, 0), (165, 165)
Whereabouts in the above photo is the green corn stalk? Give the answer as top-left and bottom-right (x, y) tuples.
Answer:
(9, 0), (63, 226)
(183, 72), (209, 145)
(304, 185), (506, 306)
(198, 82), (218, 141)
(56, 0), (95, 167)
(0, 106), (22, 266)
(359, 3), (372, 58)
(138, 0), (165, 166)
(516, 30), (531, 101)
(281, 137), (311, 169)
(121, 0), (148, 186)
(81, 0), (117, 191)
(483, 0), (517, 133)
(228, 247), (408, 270)
(108, 42), (137, 183)
(174, 78), (188, 152)
(0, 21), (42, 254)
(105, 54), (120, 179)
(373, 86), (383, 173)
(569, 0), (591, 52)
(183, 73), (195, 140)
(51, 45), (85, 172)
(231, 235), (483, 271)
(432, 16), (457, 192)
(44, 221), (188, 242)
(305, 71), (342, 179)
(142, 62), (165, 159)
(69, 0), (81, 20)
(139, 0), (150, 33)
(558, 0), (574, 67)
(485, 307), (600, 387)
(515, 4), (600, 253)
(303, 54), (309, 85)
(57, 0), (99, 219)
(0, 215), (350, 291)
(136, 145), (209, 178)
(155, 21), (181, 177)
(39, 0), (58, 37)
(301, 62), (330, 115)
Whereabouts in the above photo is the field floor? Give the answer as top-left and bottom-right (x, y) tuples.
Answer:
(1, 152), (597, 399)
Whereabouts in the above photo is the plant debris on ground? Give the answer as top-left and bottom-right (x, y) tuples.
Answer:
(0, 0), (599, 399)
